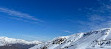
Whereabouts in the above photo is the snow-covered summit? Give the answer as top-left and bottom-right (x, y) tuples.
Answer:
(0, 36), (42, 46)
(29, 28), (111, 49)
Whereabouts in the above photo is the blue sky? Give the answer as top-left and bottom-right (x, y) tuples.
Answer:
(0, 0), (111, 41)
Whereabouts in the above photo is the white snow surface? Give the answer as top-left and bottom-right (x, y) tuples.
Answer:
(0, 36), (42, 46)
(29, 28), (111, 49)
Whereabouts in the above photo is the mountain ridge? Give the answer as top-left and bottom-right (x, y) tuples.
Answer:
(0, 36), (42, 46)
(29, 28), (111, 49)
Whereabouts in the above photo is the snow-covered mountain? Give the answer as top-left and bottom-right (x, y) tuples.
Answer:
(29, 28), (111, 49)
(0, 37), (42, 46)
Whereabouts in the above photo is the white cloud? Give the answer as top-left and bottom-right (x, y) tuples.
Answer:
(64, 30), (73, 33)
(0, 8), (43, 23)
(88, 15), (105, 22)
(78, 0), (111, 31)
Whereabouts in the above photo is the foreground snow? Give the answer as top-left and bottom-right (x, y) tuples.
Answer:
(29, 28), (111, 49)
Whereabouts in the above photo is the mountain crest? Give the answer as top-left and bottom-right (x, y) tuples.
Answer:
(0, 37), (42, 46)
(29, 28), (111, 49)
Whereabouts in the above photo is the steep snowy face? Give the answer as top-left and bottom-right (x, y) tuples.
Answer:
(29, 28), (111, 49)
(0, 37), (42, 46)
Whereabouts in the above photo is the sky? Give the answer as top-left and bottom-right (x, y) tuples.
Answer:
(0, 0), (111, 41)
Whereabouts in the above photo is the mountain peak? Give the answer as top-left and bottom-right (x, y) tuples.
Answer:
(29, 28), (111, 49)
(0, 37), (42, 46)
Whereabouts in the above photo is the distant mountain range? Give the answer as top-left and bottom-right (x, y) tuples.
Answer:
(0, 37), (42, 49)
(30, 28), (111, 49)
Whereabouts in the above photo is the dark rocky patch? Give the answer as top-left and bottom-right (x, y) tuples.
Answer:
(0, 44), (36, 49)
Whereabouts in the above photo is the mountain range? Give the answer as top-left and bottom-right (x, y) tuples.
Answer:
(0, 36), (41, 49)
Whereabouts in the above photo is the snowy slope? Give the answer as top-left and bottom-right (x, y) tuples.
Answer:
(29, 28), (111, 49)
(0, 37), (42, 46)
